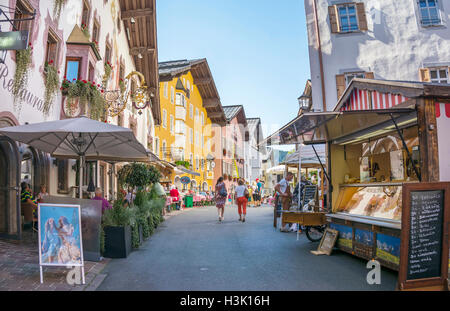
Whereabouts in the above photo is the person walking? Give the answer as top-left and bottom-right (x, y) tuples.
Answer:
(235, 179), (249, 222)
(215, 177), (227, 222)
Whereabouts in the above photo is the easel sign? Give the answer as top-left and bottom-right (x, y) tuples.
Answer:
(38, 203), (85, 284)
(311, 228), (338, 256)
(398, 183), (450, 291)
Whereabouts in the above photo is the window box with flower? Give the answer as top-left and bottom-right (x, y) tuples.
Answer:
(61, 78), (106, 120)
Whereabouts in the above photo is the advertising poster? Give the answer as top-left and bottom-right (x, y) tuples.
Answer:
(354, 228), (373, 246)
(329, 223), (353, 250)
(376, 233), (400, 266)
(38, 204), (84, 267)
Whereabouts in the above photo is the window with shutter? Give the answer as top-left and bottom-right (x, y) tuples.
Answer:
(356, 3), (368, 31)
(419, 68), (431, 82)
(328, 6), (340, 33)
(336, 74), (346, 99)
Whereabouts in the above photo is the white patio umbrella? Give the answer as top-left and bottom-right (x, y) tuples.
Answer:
(0, 116), (151, 198)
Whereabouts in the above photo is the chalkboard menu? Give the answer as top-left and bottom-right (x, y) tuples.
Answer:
(398, 182), (450, 291)
(302, 185), (318, 207)
(407, 190), (444, 280)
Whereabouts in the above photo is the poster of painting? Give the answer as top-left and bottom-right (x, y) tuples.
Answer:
(354, 228), (373, 246)
(38, 204), (84, 267)
(376, 233), (400, 266)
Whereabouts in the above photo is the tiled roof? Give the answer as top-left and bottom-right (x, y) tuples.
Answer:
(158, 59), (191, 76)
(222, 105), (243, 121)
(246, 118), (260, 132)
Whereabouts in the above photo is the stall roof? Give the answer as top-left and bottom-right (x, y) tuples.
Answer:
(260, 108), (417, 146)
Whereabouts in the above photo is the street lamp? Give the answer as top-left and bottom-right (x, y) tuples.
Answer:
(298, 94), (311, 111)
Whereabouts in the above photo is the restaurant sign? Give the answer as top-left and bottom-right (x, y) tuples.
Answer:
(181, 176), (191, 185)
(0, 31), (29, 50)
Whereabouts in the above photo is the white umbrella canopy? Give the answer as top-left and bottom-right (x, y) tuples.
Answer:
(0, 116), (151, 197)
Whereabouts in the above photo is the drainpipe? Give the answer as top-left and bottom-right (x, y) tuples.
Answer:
(312, 0), (327, 112)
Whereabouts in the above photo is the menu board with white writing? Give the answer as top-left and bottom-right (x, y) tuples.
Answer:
(407, 190), (444, 280)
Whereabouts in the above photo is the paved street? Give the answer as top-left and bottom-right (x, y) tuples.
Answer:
(98, 205), (398, 291)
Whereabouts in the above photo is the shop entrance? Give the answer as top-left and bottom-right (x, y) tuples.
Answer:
(0, 136), (21, 239)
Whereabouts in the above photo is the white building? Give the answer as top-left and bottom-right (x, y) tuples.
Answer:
(305, 0), (450, 111)
(0, 0), (158, 239)
(244, 118), (265, 184)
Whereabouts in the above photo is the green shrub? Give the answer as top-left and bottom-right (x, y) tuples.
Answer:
(131, 223), (140, 249)
(102, 198), (133, 227)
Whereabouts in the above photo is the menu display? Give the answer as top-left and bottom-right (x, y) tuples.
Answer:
(302, 185), (318, 207)
(407, 190), (444, 280)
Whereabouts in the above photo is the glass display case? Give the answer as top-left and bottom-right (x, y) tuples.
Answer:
(334, 184), (402, 221)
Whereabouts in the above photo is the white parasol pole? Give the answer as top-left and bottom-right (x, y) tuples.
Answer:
(298, 144), (303, 210)
(79, 155), (84, 199)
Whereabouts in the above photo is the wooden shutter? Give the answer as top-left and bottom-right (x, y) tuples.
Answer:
(419, 68), (431, 82)
(329, 5), (340, 33)
(336, 74), (346, 99)
(365, 72), (375, 79)
(356, 3), (368, 31)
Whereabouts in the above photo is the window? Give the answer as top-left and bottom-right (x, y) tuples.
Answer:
(14, 0), (34, 33)
(190, 104), (194, 119)
(430, 67), (449, 83)
(119, 62), (125, 81)
(176, 93), (186, 107)
(196, 156), (199, 170)
(57, 159), (69, 193)
(65, 57), (81, 82)
(195, 108), (199, 122)
(105, 43), (112, 64)
(195, 131), (199, 146)
(187, 80), (190, 92)
(162, 140), (167, 159)
(329, 3), (367, 33)
(175, 120), (185, 134)
(418, 0), (442, 26)
(170, 114), (174, 133)
(170, 86), (175, 104)
(92, 19), (100, 42)
(201, 112), (205, 126)
(338, 4), (358, 32)
(155, 137), (160, 157)
(45, 30), (59, 65)
(190, 153), (193, 168)
(335, 71), (374, 99)
(81, 1), (90, 27)
(163, 82), (168, 98)
(162, 109), (167, 128)
(190, 128), (194, 144)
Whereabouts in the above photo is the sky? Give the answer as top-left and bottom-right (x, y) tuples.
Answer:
(156, 0), (310, 148)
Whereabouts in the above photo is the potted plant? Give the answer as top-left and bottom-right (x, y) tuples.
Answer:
(102, 198), (133, 258)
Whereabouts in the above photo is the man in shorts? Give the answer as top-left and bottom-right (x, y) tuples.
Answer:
(274, 172), (294, 232)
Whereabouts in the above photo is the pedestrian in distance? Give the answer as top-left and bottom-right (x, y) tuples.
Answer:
(215, 177), (227, 222)
(235, 179), (249, 222)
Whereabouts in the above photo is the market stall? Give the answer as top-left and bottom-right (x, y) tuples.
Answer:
(262, 79), (450, 273)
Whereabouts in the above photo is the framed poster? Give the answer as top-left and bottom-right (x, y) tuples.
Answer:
(38, 203), (85, 283)
(311, 228), (338, 256)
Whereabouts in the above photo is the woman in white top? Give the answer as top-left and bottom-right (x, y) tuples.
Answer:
(235, 179), (248, 222)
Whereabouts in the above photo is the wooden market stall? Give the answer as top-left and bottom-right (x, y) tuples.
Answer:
(262, 79), (450, 278)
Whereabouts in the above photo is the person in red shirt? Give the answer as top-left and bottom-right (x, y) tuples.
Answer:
(170, 186), (180, 209)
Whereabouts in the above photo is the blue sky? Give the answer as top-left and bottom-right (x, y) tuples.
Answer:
(156, 0), (310, 141)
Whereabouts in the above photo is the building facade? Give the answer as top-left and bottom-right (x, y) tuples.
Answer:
(212, 105), (248, 194)
(157, 59), (226, 192)
(0, 0), (158, 238)
(244, 118), (265, 184)
(305, 0), (450, 111)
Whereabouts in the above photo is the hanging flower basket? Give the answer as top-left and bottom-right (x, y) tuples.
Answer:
(43, 60), (60, 116)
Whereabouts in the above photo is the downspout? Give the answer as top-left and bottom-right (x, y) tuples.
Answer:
(312, 0), (327, 112)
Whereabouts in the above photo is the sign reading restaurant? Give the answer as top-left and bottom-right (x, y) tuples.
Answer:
(0, 31), (29, 50)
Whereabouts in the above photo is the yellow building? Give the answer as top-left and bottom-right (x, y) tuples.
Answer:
(156, 59), (226, 191)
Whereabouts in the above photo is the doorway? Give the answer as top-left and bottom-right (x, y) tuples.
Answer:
(0, 136), (21, 239)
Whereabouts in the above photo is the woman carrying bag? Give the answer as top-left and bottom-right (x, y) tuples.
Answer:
(215, 177), (227, 222)
(235, 179), (249, 222)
